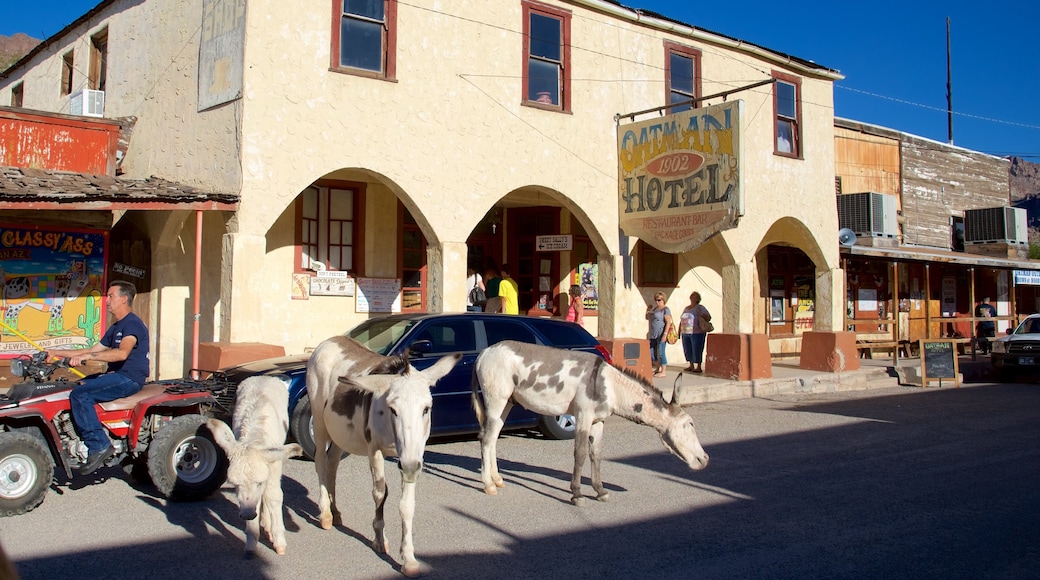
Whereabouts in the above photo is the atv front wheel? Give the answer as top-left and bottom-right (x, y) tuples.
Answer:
(0, 432), (55, 517)
(147, 415), (227, 501)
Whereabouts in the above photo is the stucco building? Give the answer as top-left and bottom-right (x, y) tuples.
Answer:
(1, 0), (847, 379)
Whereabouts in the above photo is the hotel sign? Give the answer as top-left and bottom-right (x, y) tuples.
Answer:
(617, 101), (743, 253)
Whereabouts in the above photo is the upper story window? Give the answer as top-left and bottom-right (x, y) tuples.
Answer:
(773, 71), (802, 158)
(664, 41), (701, 113)
(522, 0), (570, 111)
(90, 29), (108, 92)
(331, 0), (397, 80)
(297, 183), (362, 273)
(10, 83), (23, 107)
(61, 51), (75, 96)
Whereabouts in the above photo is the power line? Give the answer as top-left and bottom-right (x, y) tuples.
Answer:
(837, 85), (1040, 131)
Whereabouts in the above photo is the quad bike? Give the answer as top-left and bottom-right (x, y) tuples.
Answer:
(0, 351), (232, 517)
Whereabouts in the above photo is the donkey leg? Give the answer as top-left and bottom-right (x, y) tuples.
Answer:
(570, 426), (591, 505)
(399, 479), (421, 578)
(266, 461), (289, 555)
(588, 421), (610, 502)
(244, 501), (260, 555)
(317, 440), (344, 529)
(369, 450), (390, 554)
(479, 399), (512, 494)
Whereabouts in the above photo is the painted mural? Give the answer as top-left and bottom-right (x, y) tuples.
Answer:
(0, 224), (108, 356)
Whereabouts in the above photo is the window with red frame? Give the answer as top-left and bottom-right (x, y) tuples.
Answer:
(331, 0), (397, 79)
(297, 184), (359, 273)
(773, 71), (802, 157)
(664, 41), (701, 113)
(400, 208), (426, 311)
(522, 0), (570, 110)
(639, 241), (677, 287)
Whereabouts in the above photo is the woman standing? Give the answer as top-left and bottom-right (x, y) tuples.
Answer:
(565, 284), (585, 326)
(646, 291), (672, 378)
(680, 291), (711, 372)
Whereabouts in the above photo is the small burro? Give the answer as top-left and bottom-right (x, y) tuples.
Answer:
(473, 341), (709, 505)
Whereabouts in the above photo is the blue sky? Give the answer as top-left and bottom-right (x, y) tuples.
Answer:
(3, 0), (1038, 160)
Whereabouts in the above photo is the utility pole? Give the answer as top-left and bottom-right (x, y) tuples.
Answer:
(946, 17), (954, 145)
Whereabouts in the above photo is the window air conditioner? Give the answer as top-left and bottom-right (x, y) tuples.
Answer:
(69, 89), (105, 117)
(964, 207), (1027, 245)
(836, 192), (898, 238)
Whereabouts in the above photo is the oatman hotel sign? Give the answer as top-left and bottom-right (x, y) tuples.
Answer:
(618, 101), (743, 253)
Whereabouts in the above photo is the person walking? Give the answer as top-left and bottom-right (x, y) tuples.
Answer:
(975, 296), (997, 354)
(679, 291), (711, 372)
(646, 291), (672, 378)
(565, 284), (584, 326)
(47, 281), (150, 474)
(466, 267), (485, 312)
(483, 262), (503, 313)
(499, 263), (519, 315)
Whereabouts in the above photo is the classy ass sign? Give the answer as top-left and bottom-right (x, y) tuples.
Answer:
(617, 101), (743, 253)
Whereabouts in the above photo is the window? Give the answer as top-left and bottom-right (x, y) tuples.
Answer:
(638, 241), (677, 287)
(89, 29), (108, 92)
(773, 71), (801, 157)
(400, 207), (426, 311)
(61, 51), (74, 96)
(331, 0), (397, 79)
(10, 83), (23, 107)
(296, 183), (361, 272)
(522, 0), (570, 111)
(664, 41), (701, 113)
(484, 320), (537, 345)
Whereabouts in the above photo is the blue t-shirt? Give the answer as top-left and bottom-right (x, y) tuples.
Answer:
(101, 312), (150, 386)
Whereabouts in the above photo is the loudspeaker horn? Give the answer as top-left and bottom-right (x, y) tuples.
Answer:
(838, 228), (857, 247)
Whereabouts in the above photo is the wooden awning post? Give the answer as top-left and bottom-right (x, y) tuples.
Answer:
(969, 268), (976, 361)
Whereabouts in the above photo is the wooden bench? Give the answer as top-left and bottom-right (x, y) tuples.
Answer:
(857, 339), (912, 359)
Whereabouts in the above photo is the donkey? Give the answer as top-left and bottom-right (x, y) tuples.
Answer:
(207, 376), (303, 556)
(473, 340), (709, 505)
(307, 335), (461, 578)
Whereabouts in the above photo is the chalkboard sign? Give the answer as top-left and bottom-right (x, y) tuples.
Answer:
(920, 340), (960, 387)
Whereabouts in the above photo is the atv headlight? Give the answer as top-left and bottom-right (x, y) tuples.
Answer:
(10, 358), (24, 377)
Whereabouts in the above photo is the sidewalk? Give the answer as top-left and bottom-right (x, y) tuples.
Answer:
(654, 353), (995, 407)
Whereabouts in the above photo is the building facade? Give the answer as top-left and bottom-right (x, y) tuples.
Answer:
(1, 0), (845, 378)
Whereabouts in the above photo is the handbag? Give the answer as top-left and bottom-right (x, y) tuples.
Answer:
(666, 324), (679, 345)
(702, 320), (714, 333)
(469, 285), (487, 307)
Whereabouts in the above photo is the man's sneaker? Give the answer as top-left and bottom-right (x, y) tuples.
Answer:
(78, 445), (115, 475)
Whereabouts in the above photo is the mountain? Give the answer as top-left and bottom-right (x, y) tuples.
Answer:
(1009, 157), (1040, 243)
(0, 33), (40, 73)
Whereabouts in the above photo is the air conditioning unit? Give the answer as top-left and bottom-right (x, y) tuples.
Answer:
(836, 192), (898, 238)
(69, 89), (105, 117)
(964, 207), (1027, 245)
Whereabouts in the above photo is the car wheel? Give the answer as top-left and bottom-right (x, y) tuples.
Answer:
(0, 431), (54, 517)
(290, 395), (316, 461)
(147, 414), (228, 501)
(538, 414), (577, 440)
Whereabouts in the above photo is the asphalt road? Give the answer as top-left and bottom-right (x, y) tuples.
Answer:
(1, 382), (1037, 579)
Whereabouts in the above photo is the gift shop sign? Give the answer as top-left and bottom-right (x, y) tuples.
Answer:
(617, 101), (743, 253)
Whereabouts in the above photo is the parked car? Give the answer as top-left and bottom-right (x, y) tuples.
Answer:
(216, 313), (613, 459)
(990, 313), (1040, 380)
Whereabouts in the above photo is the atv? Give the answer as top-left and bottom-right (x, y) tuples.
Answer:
(0, 351), (231, 517)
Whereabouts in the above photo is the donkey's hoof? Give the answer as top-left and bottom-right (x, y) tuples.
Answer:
(372, 538), (389, 554)
(401, 561), (423, 578)
(596, 492), (611, 502)
(274, 545), (287, 556)
(483, 485), (499, 495)
(494, 479), (506, 488)
(570, 495), (586, 506)
(319, 516), (334, 530)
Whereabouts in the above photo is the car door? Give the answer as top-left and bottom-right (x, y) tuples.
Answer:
(399, 318), (481, 433)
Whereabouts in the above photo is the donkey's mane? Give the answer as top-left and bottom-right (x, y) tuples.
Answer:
(371, 352), (410, 375)
(613, 364), (668, 403)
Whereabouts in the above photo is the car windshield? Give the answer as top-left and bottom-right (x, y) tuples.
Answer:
(1015, 317), (1040, 335)
(347, 318), (417, 355)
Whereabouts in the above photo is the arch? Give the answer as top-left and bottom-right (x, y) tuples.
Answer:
(754, 216), (832, 270)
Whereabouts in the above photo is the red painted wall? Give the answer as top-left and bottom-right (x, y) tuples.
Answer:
(0, 108), (120, 176)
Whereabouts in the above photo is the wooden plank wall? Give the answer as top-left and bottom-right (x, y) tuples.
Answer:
(834, 127), (901, 197)
(900, 135), (1010, 248)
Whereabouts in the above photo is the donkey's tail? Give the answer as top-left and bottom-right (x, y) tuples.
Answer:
(471, 368), (486, 427)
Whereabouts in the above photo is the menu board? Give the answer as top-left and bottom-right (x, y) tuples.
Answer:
(356, 278), (401, 313)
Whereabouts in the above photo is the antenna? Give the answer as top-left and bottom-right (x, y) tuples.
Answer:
(838, 228), (858, 247)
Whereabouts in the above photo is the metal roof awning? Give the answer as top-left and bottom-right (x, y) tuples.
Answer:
(0, 166), (239, 211)
(841, 244), (1040, 271)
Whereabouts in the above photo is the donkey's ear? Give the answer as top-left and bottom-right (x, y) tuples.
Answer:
(422, 353), (462, 383)
(371, 355), (409, 376)
(669, 374), (684, 405)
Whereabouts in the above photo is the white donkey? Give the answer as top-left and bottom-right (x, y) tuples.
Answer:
(207, 376), (303, 556)
(473, 340), (709, 505)
(307, 335), (461, 578)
